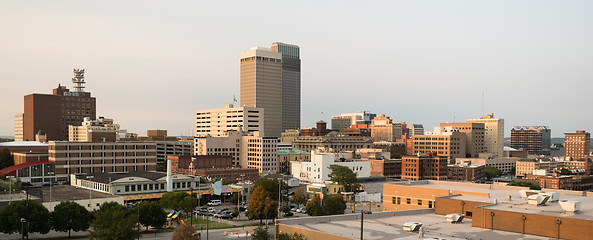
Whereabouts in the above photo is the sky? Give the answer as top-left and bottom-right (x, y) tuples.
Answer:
(1, 1), (592, 138)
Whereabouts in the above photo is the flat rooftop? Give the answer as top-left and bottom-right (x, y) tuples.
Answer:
(284, 212), (549, 240)
(27, 185), (118, 202)
(389, 180), (593, 220)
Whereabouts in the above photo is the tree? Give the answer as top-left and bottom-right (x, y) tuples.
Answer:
(89, 202), (140, 240)
(50, 201), (92, 237)
(278, 232), (307, 240)
(0, 200), (50, 234)
(0, 148), (14, 169)
(323, 195), (346, 215)
(290, 188), (307, 209)
(160, 192), (190, 211)
(484, 166), (502, 180)
(560, 168), (572, 175)
(171, 223), (198, 240)
(229, 192), (239, 203)
(305, 196), (323, 216)
(246, 186), (277, 224)
(251, 225), (272, 240)
(138, 201), (167, 231)
(254, 177), (287, 202)
(327, 165), (360, 193)
(279, 205), (290, 214)
(508, 181), (541, 190)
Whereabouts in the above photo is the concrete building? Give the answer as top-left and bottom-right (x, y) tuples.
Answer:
(277, 149), (310, 175)
(511, 126), (551, 156)
(330, 116), (352, 131)
(292, 134), (373, 153)
(455, 157), (520, 174)
(48, 141), (157, 179)
(166, 155), (259, 183)
(69, 117), (118, 142)
(447, 162), (485, 182)
(401, 155), (448, 181)
(17, 69), (96, 141)
(299, 121), (335, 136)
(240, 47), (283, 137)
(440, 122), (485, 158)
(369, 114), (402, 142)
(330, 111), (376, 131)
(280, 129), (300, 143)
(137, 130), (193, 164)
(195, 131), (279, 173)
(404, 123), (424, 137)
(467, 113), (504, 157)
(14, 113), (23, 141)
(360, 158), (401, 178)
(290, 151), (370, 183)
(271, 42), (301, 132)
(412, 128), (466, 162)
(564, 130), (590, 161)
(195, 104), (264, 137)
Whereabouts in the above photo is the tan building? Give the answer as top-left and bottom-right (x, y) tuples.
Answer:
(195, 131), (279, 174)
(467, 113), (504, 157)
(240, 47), (282, 138)
(440, 122), (485, 158)
(291, 135), (373, 153)
(69, 117), (118, 142)
(277, 149), (310, 175)
(455, 157), (520, 174)
(280, 129), (300, 143)
(195, 104), (264, 137)
(412, 128), (466, 162)
(14, 113), (24, 141)
(48, 141), (157, 179)
(564, 130), (590, 160)
(369, 114), (402, 142)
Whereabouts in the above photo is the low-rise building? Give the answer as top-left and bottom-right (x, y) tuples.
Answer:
(291, 151), (370, 183)
(292, 134), (372, 153)
(277, 149), (310, 175)
(412, 127), (466, 162)
(455, 157), (520, 174)
(447, 162), (485, 182)
(306, 183), (344, 198)
(402, 155), (448, 181)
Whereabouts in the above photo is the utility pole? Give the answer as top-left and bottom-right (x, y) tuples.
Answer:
(360, 211), (371, 240)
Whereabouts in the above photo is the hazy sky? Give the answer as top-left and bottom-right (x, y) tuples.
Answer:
(2, 1), (592, 138)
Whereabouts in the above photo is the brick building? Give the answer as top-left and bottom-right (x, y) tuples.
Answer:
(401, 155), (448, 181)
(447, 163), (485, 182)
(440, 122), (485, 158)
(412, 128), (466, 162)
(511, 126), (551, 156)
(564, 130), (590, 161)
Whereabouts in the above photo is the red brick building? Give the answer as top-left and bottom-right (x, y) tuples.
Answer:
(447, 163), (485, 182)
(402, 155), (448, 181)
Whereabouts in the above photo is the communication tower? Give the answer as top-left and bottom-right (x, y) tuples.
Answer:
(72, 68), (86, 92)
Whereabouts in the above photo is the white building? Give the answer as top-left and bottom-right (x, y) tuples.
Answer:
(291, 151), (370, 183)
(467, 113), (504, 157)
(195, 104), (264, 137)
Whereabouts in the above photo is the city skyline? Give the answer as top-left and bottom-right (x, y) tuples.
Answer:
(2, 1), (593, 138)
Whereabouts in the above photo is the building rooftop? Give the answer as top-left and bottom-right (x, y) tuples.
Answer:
(0, 141), (48, 147)
(277, 149), (310, 155)
(74, 171), (195, 184)
(27, 185), (118, 202)
(279, 210), (549, 240)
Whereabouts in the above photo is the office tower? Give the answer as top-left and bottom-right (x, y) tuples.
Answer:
(195, 104), (264, 137)
(240, 47), (283, 138)
(412, 127), (467, 162)
(564, 131), (590, 160)
(271, 42), (301, 132)
(14, 114), (24, 141)
(467, 113), (504, 157)
(440, 122), (485, 158)
(405, 124), (424, 137)
(370, 114), (403, 142)
(331, 116), (352, 131)
(511, 126), (551, 156)
(331, 111), (376, 131)
(18, 69), (96, 141)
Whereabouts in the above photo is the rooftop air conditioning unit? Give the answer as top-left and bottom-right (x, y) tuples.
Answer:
(403, 222), (422, 232)
(541, 192), (560, 202)
(527, 194), (550, 206)
(520, 189), (544, 199)
(445, 214), (465, 223)
(559, 200), (580, 212)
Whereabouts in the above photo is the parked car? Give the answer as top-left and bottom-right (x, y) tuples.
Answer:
(281, 212), (294, 217)
(238, 206), (247, 211)
(208, 200), (222, 206)
(220, 213), (234, 219)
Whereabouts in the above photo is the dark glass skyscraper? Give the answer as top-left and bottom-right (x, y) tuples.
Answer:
(271, 42), (301, 132)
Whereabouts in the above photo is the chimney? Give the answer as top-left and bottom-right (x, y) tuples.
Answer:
(167, 159), (173, 191)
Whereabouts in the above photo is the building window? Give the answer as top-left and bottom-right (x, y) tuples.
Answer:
(428, 201), (433, 208)
(406, 198), (411, 204)
(125, 186), (129, 192)
(396, 197), (401, 204)
(466, 211), (472, 217)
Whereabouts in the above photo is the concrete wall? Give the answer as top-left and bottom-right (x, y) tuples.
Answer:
(434, 195), (491, 219)
(276, 224), (357, 240)
(278, 208), (435, 226)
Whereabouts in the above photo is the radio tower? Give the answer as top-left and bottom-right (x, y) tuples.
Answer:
(72, 68), (86, 92)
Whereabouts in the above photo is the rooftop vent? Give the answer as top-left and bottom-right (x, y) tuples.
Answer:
(559, 200), (580, 212)
(541, 192), (560, 202)
(528, 194), (550, 206)
(520, 189), (544, 199)
(402, 222), (422, 232)
(445, 214), (465, 224)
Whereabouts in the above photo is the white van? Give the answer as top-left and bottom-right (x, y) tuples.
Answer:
(207, 200), (221, 206)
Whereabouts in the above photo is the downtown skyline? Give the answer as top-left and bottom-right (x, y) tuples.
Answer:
(2, 1), (593, 137)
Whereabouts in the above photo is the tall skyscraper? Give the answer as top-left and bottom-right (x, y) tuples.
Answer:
(564, 130), (590, 160)
(240, 43), (301, 138)
(511, 126), (551, 156)
(271, 42), (301, 132)
(17, 69), (96, 141)
(467, 113), (504, 157)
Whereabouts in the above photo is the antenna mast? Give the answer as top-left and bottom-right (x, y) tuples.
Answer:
(72, 68), (86, 92)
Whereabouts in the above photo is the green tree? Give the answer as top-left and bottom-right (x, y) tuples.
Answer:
(279, 205), (290, 214)
(251, 225), (272, 240)
(0, 200), (50, 234)
(290, 188), (307, 209)
(171, 223), (198, 240)
(305, 195), (324, 216)
(159, 192), (189, 210)
(0, 148), (14, 169)
(50, 201), (92, 237)
(278, 232), (307, 240)
(246, 186), (277, 224)
(508, 181), (541, 190)
(138, 201), (167, 231)
(89, 202), (140, 240)
(560, 168), (572, 175)
(229, 192), (239, 203)
(254, 177), (287, 202)
(323, 195), (346, 215)
(485, 166), (502, 180)
(327, 165), (360, 193)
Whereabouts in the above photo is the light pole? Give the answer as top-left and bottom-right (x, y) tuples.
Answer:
(86, 175), (94, 210)
(8, 176), (13, 204)
(47, 172), (54, 211)
(360, 211), (372, 240)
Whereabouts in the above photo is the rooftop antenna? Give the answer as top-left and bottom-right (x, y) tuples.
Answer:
(72, 68), (86, 92)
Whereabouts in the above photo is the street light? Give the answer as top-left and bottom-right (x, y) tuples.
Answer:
(86, 175), (94, 210)
(47, 171), (54, 211)
(360, 210), (372, 240)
